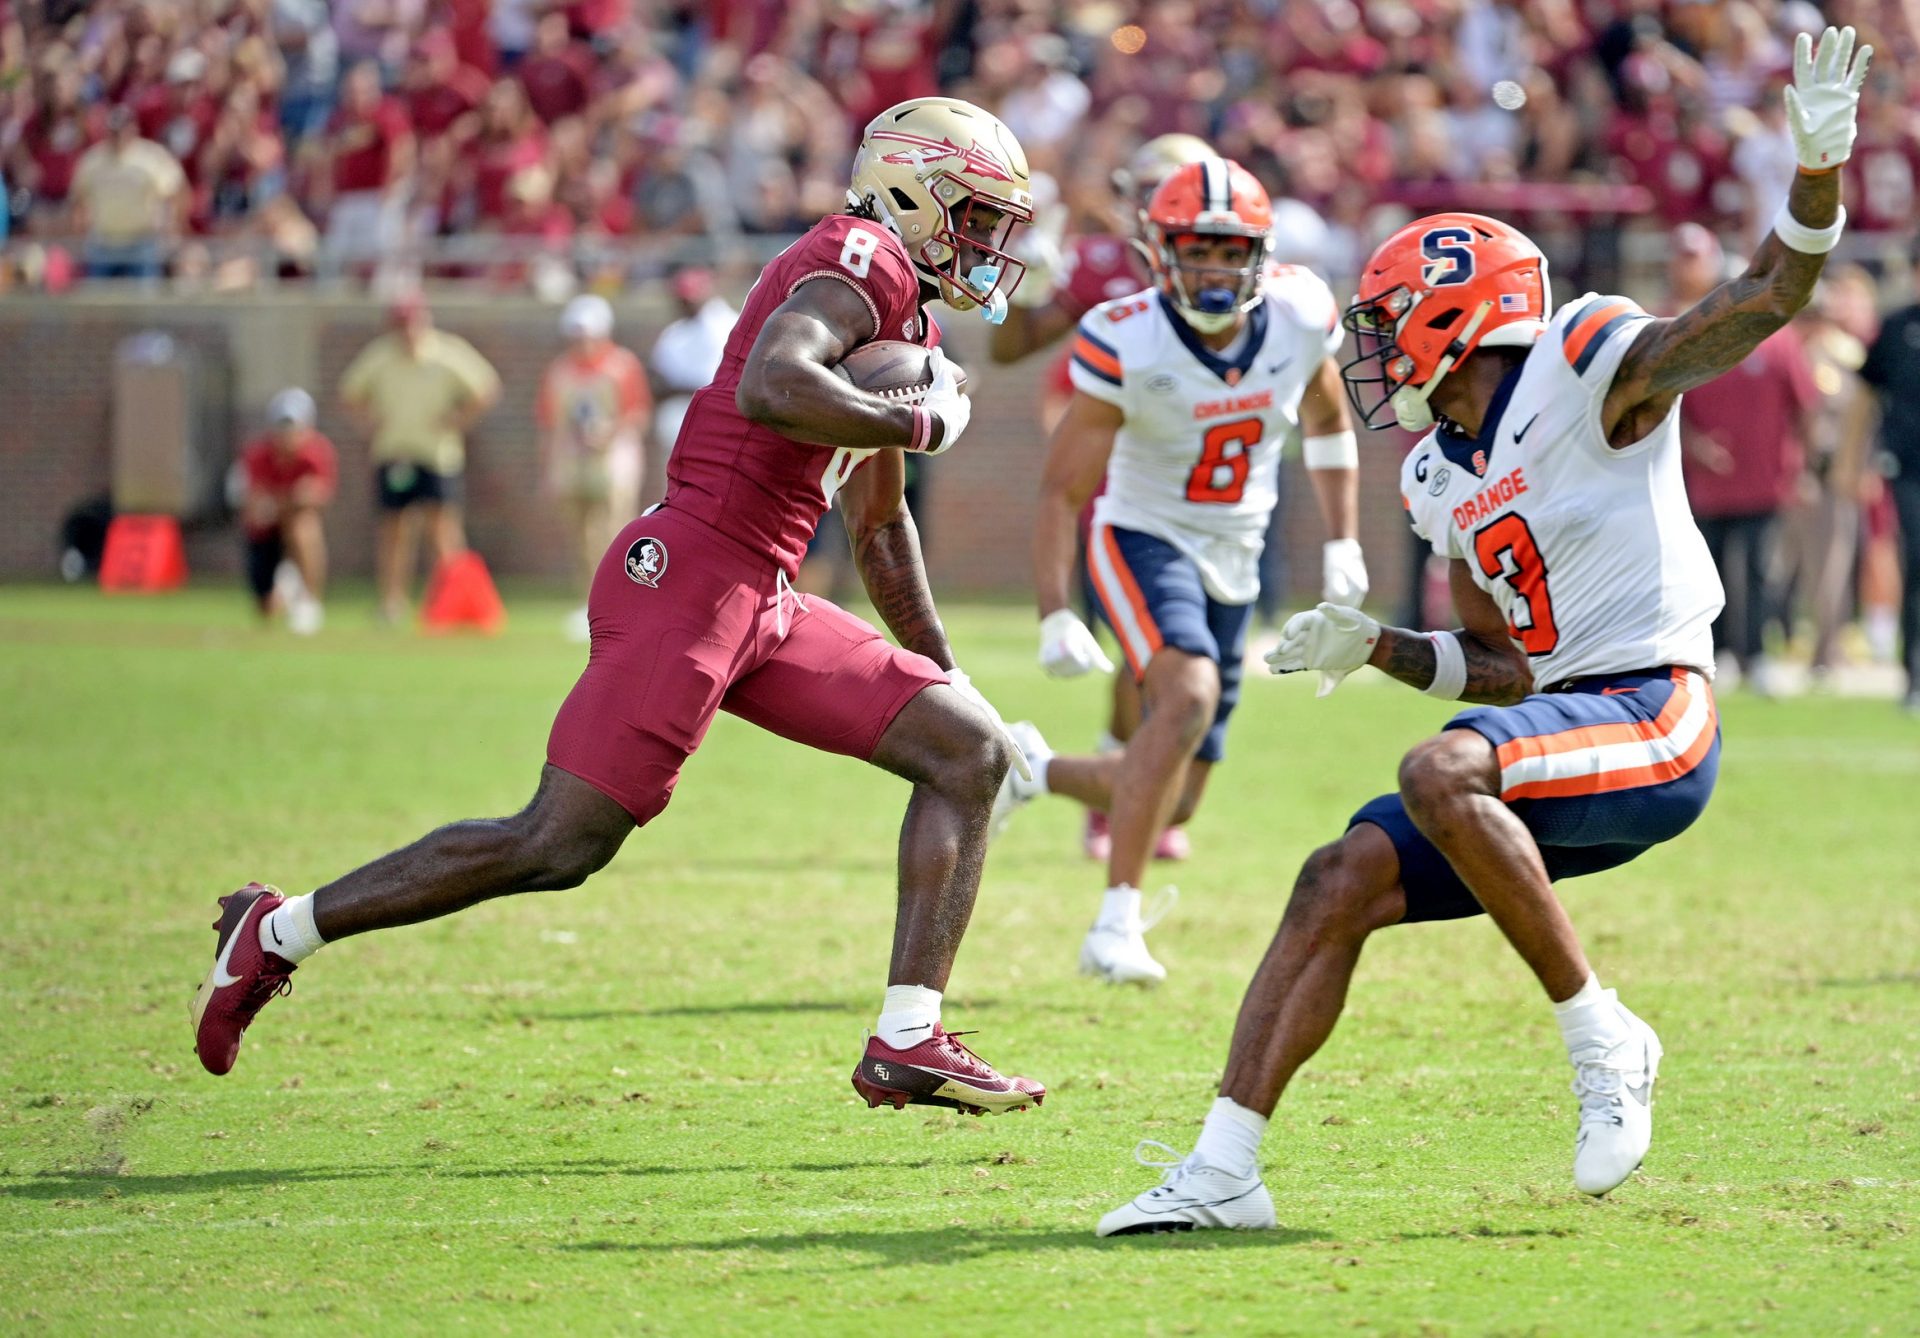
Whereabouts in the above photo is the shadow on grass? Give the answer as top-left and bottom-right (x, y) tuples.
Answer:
(1815, 971), (1920, 988)
(525, 998), (1013, 1022)
(2, 1156), (939, 1201)
(555, 1223), (1327, 1263)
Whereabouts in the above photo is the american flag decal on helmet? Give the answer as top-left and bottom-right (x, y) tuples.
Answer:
(871, 131), (1014, 182)
(1500, 293), (1528, 312)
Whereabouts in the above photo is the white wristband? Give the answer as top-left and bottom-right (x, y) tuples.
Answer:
(1303, 430), (1359, 470)
(1423, 630), (1468, 700)
(1772, 200), (1846, 255)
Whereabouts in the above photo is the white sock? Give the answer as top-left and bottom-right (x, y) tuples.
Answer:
(1190, 1096), (1268, 1177)
(1097, 884), (1141, 930)
(1033, 753), (1052, 793)
(258, 893), (325, 964)
(875, 984), (941, 1049)
(1553, 972), (1629, 1053)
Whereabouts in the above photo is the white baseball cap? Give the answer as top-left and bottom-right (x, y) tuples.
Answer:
(268, 387), (316, 427)
(560, 294), (613, 340)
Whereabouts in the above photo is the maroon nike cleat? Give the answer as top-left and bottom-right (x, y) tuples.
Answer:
(853, 1027), (1045, 1116)
(192, 883), (296, 1076)
(1082, 810), (1112, 862)
(1153, 826), (1191, 861)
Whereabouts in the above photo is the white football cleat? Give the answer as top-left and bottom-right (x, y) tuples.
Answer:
(1569, 1001), (1663, 1196)
(1096, 1142), (1276, 1236)
(287, 596), (324, 636)
(988, 720), (1050, 840)
(1079, 886), (1176, 987)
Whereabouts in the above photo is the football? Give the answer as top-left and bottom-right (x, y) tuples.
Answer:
(832, 340), (964, 401)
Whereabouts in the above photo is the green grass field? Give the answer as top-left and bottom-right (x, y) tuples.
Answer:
(1, 585), (1915, 1335)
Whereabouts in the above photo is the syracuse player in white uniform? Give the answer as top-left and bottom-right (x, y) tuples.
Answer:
(993, 158), (1366, 985)
(1094, 26), (1869, 1233)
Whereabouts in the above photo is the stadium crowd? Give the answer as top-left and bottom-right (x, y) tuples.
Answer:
(3, 0), (1920, 287)
(8, 0), (1919, 702)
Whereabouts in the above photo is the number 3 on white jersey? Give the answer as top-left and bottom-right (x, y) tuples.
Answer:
(838, 227), (880, 278)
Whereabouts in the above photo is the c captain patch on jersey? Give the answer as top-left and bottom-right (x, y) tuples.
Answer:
(1400, 291), (1725, 687)
(1069, 266), (1342, 604)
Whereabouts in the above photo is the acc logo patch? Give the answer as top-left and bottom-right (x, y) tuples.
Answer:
(1427, 465), (1452, 496)
(625, 536), (669, 588)
(1147, 373), (1178, 394)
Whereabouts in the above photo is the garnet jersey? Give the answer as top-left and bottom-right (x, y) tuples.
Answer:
(663, 214), (934, 574)
(1068, 265), (1342, 603)
(1043, 233), (1150, 395)
(1059, 233), (1150, 316)
(1400, 293), (1724, 688)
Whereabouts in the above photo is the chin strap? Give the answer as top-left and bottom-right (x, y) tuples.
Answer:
(1390, 299), (1495, 432)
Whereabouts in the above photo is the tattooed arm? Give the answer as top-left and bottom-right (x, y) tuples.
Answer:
(838, 448), (954, 671)
(1599, 16), (1879, 448)
(1365, 560), (1533, 705)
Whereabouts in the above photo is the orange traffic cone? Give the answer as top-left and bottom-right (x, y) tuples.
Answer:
(99, 514), (188, 592)
(420, 550), (506, 635)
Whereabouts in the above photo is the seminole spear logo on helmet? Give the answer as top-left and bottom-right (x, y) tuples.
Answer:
(870, 131), (1015, 184)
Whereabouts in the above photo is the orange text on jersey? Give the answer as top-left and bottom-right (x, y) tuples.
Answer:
(1192, 389), (1274, 420)
(1451, 467), (1529, 531)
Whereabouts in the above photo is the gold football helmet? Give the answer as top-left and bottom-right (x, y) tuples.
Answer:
(1111, 133), (1215, 210)
(848, 97), (1034, 314)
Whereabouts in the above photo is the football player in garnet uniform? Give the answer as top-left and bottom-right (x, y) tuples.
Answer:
(194, 98), (1048, 1118)
(989, 132), (1214, 867)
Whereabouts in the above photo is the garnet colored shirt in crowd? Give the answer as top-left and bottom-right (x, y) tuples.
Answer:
(22, 106), (102, 201)
(473, 129), (547, 219)
(517, 42), (594, 123)
(239, 431), (338, 535)
(662, 213), (935, 575)
(328, 98), (412, 193)
(407, 65), (491, 141)
(1845, 131), (1920, 234)
(1680, 326), (1817, 519)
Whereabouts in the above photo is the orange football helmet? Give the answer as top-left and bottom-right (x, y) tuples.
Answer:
(1142, 158), (1274, 334)
(1340, 213), (1551, 431)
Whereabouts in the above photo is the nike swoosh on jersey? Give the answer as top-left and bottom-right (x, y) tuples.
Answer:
(1601, 686), (1640, 695)
(1514, 412), (1541, 442)
(209, 913), (251, 988)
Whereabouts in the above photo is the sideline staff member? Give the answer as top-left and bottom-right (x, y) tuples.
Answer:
(340, 294), (500, 623)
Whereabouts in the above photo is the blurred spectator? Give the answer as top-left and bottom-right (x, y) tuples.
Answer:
(1859, 287), (1920, 712)
(317, 61), (414, 277)
(1671, 223), (1817, 691)
(339, 295), (500, 623)
(647, 265), (736, 456)
(1794, 266), (1879, 679)
(538, 294), (649, 641)
(237, 387), (336, 635)
(518, 13), (594, 126)
(271, 0), (339, 142)
(69, 105), (186, 279)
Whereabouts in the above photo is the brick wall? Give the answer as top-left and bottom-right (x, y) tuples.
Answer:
(0, 292), (1416, 608)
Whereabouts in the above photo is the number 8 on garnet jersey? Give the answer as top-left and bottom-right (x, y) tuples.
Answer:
(1379, 217), (1724, 687)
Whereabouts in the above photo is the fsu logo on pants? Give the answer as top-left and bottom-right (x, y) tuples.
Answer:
(625, 537), (668, 588)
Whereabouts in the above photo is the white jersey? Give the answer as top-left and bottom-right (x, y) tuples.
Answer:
(1400, 292), (1724, 688)
(1069, 266), (1343, 603)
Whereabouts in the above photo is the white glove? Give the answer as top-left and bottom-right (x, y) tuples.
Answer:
(947, 667), (1032, 781)
(1785, 26), (1872, 172)
(1321, 538), (1370, 606)
(1037, 608), (1114, 678)
(1264, 601), (1380, 698)
(919, 347), (971, 455)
